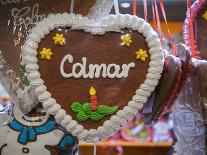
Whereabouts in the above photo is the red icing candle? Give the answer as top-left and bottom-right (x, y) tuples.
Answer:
(89, 87), (98, 111)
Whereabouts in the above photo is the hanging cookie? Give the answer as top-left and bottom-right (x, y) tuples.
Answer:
(21, 13), (163, 143)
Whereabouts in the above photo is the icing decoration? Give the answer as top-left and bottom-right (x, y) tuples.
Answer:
(135, 49), (148, 62)
(121, 34), (132, 47)
(188, 0), (197, 57)
(71, 102), (118, 122)
(21, 13), (164, 142)
(9, 119), (56, 145)
(14, 39), (20, 47)
(183, 0), (203, 57)
(71, 87), (118, 122)
(20, 65), (30, 86)
(89, 87), (98, 111)
(53, 33), (65, 46)
(40, 48), (53, 60)
(203, 11), (207, 21)
(60, 54), (135, 79)
(14, 32), (23, 47)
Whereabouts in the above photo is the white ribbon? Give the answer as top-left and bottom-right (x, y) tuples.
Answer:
(88, 0), (114, 20)
(70, 0), (74, 13)
(114, 0), (120, 15)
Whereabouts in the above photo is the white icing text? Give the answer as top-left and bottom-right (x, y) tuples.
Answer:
(1, 0), (28, 5)
(11, 3), (45, 27)
(60, 54), (135, 79)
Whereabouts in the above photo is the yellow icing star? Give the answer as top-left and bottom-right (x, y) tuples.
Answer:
(203, 11), (207, 21)
(121, 34), (132, 47)
(53, 33), (65, 46)
(135, 49), (148, 62)
(40, 48), (53, 60)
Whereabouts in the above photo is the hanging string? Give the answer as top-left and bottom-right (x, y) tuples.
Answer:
(143, 0), (148, 22)
(194, 19), (198, 48)
(153, 0), (164, 49)
(187, 0), (196, 57)
(133, 0), (137, 16)
(152, 3), (157, 31)
(88, 0), (114, 20)
(114, 0), (120, 15)
(159, 0), (176, 55)
(93, 143), (97, 155)
(70, 0), (74, 13)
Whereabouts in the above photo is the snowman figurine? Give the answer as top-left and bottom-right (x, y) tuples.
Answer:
(0, 103), (78, 155)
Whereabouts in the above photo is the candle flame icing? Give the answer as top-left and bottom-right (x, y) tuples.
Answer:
(89, 87), (96, 96)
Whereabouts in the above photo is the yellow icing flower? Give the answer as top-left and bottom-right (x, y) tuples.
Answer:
(135, 49), (148, 62)
(53, 33), (65, 46)
(40, 48), (53, 60)
(203, 11), (207, 21)
(121, 34), (132, 47)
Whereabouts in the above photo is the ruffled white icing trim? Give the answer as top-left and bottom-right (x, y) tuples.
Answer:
(21, 13), (164, 143)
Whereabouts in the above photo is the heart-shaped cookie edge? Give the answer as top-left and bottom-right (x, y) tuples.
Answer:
(21, 13), (164, 143)
(183, 0), (207, 57)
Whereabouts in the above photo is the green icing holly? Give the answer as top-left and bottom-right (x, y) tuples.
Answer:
(71, 102), (118, 122)
(20, 65), (30, 86)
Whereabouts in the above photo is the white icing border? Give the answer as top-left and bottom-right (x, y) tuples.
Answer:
(21, 13), (164, 143)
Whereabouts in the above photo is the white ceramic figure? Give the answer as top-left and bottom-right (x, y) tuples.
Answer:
(0, 104), (78, 155)
(0, 112), (10, 126)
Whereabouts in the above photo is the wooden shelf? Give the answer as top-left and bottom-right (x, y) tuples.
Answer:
(79, 141), (173, 155)
(79, 141), (173, 147)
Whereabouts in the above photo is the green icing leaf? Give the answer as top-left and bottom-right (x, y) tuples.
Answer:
(71, 102), (83, 113)
(20, 65), (27, 76)
(82, 103), (91, 114)
(71, 102), (118, 122)
(20, 65), (30, 86)
(90, 111), (104, 121)
(77, 111), (89, 122)
(23, 77), (30, 86)
(98, 105), (118, 115)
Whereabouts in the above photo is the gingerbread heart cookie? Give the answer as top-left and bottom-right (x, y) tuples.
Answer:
(21, 13), (163, 142)
(143, 55), (182, 124)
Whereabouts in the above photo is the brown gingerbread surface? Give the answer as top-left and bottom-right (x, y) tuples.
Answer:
(37, 29), (150, 129)
(0, 0), (96, 76)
